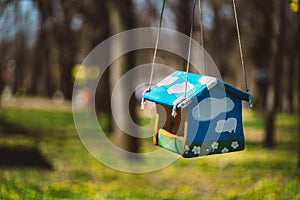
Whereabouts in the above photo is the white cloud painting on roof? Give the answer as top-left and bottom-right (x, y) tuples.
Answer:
(167, 82), (194, 94)
(198, 76), (218, 90)
(156, 75), (178, 87)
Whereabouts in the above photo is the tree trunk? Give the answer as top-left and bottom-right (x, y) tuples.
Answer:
(13, 33), (26, 95)
(29, 25), (50, 96)
(173, 0), (192, 70)
(250, 1), (273, 112)
(284, 57), (295, 113)
(29, 0), (54, 97)
(207, 1), (235, 79)
(295, 8), (300, 168)
(84, 0), (112, 132)
(56, 2), (76, 100)
(174, 0), (191, 36)
(107, 0), (139, 155)
(59, 48), (75, 100)
(264, 0), (286, 147)
(298, 54), (300, 168)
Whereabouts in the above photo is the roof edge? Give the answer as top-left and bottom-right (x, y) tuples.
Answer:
(223, 83), (250, 102)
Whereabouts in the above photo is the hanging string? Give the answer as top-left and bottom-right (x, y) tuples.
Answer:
(172, 0), (197, 117)
(198, 0), (206, 75)
(232, 0), (249, 93)
(184, 0), (197, 98)
(141, 0), (166, 110)
(148, 0), (166, 90)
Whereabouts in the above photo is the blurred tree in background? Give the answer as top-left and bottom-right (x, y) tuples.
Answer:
(0, 0), (299, 160)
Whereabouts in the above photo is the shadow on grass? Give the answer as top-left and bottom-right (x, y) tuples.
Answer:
(224, 142), (300, 178)
(0, 146), (52, 169)
(0, 116), (37, 136)
(0, 117), (52, 169)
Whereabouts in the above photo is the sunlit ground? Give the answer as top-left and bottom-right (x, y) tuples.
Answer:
(0, 97), (299, 199)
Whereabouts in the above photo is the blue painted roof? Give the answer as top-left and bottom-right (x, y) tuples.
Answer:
(143, 70), (250, 107)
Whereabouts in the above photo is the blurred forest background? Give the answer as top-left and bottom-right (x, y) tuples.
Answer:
(0, 0), (299, 199)
(1, 0), (299, 154)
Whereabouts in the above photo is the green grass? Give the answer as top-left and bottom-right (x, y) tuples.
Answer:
(0, 107), (299, 199)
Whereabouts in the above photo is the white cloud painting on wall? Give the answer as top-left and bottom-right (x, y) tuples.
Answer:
(192, 97), (235, 121)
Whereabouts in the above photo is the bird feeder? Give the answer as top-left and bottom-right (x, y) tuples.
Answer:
(143, 70), (251, 157)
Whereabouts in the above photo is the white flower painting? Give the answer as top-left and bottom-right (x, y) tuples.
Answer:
(184, 145), (190, 154)
(211, 141), (219, 151)
(231, 141), (239, 149)
(221, 147), (229, 153)
(192, 146), (201, 155)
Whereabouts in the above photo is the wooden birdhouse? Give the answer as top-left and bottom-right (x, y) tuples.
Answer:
(143, 70), (252, 158)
